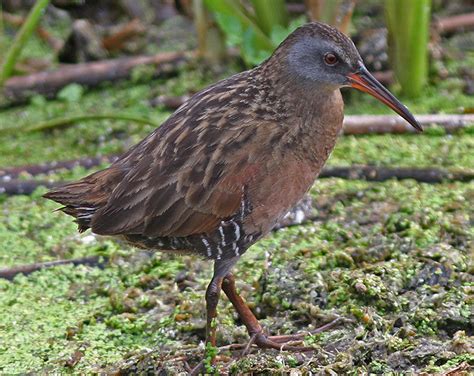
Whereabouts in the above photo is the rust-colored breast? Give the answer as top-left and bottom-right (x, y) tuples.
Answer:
(244, 156), (317, 235)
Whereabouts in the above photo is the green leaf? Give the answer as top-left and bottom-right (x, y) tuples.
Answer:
(242, 27), (271, 66)
(204, 0), (273, 54)
(270, 16), (306, 46)
(57, 83), (84, 103)
(30, 94), (47, 107)
(251, 0), (288, 35)
(270, 24), (289, 47)
(214, 12), (243, 47)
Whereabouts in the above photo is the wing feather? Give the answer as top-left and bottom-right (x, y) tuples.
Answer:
(90, 72), (259, 237)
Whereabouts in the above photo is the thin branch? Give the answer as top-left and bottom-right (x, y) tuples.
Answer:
(319, 165), (474, 183)
(149, 94), (192, 109)
(0, 179), (58, 195)
(26, 113), (160, 133)
(0, 256), (105, 280)
(0, 155), (119, 180)
(435, 12), (474, 34)
(1, 51), (193, 106)
(102, 18), (146, 52)
(343, 114), (474, 134)
(0, 114), (160, 135)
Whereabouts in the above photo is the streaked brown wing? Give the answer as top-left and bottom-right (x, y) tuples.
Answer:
(90, 74), (261, 237)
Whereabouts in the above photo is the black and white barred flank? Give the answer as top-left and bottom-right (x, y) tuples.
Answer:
(123, 190), (260, 260)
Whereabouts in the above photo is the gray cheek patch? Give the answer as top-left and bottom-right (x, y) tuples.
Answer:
(288, 38), (323, 81)
(288, 38), (336, 83)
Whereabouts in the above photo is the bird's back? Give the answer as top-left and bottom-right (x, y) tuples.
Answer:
(46, 69), (266, 242)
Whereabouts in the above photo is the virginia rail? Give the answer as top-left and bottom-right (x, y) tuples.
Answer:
(45, 22), (421, 352)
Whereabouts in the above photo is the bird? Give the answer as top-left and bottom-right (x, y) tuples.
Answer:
(44, 22), (421, 352)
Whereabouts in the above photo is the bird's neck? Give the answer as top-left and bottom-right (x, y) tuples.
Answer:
(258, 66), (344, 165)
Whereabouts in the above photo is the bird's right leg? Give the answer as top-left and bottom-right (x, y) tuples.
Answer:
(222, 273), (313, 352)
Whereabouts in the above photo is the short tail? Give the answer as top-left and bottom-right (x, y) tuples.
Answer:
(44, 167), (122, 232)
(44, 181), (101, 232)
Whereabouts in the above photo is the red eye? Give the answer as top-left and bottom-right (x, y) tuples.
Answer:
(324, 52), (338, 66)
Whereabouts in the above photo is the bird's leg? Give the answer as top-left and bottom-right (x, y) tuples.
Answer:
(222, 273), (263, 336)
(222, 273), (313, 352)
(191, 276), (223, 375)
(189, 258), (240, 375)
(205, 276), (224, 347)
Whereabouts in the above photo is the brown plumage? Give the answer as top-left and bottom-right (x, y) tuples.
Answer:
(45, 22), (421, 353)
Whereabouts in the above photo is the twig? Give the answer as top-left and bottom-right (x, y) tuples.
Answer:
(319, 165), (474, 183)
(343, 114), (474, 134)
(435, 12), (474, 34)
(335, 0), (356, 35)
(13, 58), (51, 75)
(287, 3), (306, 14)
(304, 0), (356, 34)
(0, 255), (106, 280)
(2, 11), (63, 51)
(0, 0), (51, 85)
(102, 19), (146, 52)
(0, 155), (119, 180)
(24, 113), (160, 133)
(441, 362), (471, 376)
(1, 51), (193, 106)
(0, 114), (159, 135)
(0, 179), (58, 195)
(189, 360), (204, 376)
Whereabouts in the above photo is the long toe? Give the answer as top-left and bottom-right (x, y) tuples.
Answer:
(267, 317), (344, 344)
(253, 332), (315, 352)
(267, 333), (306, 343)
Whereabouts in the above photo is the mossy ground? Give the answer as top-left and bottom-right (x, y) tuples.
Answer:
(0, 45), (473, 374)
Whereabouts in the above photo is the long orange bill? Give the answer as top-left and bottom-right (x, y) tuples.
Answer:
(348, 65), (423, 132)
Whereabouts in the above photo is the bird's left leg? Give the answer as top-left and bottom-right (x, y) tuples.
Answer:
(187, 276), (223, 376)
(188, 258), (241, 375)
(205, 276), (223, 347)
(205, 257), (241, 346)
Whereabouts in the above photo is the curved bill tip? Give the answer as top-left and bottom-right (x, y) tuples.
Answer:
(348, 65), (423, 132)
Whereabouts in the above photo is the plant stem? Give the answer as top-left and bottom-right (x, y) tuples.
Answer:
(204, 0), (273, 50)
(2, 113), (160, 134)
(250, 0), (288, 35)
(0, 0), (51, 86)
(305, 0), (355, 33)
(193, 0), (227, 63)
(0, 3), (4, 52)
(385, 0), (431, 98)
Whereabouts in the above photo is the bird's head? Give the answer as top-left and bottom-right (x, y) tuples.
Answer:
(272, 22), (422, 131)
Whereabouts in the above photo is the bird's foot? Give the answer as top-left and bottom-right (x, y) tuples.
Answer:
(243, 332), (312, 355)
(242, 317), (344, 355)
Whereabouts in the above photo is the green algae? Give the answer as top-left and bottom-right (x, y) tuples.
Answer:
(330, 133), (474, 168)
(0, 241), (196, 374)
(0, 176), (472, 373)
